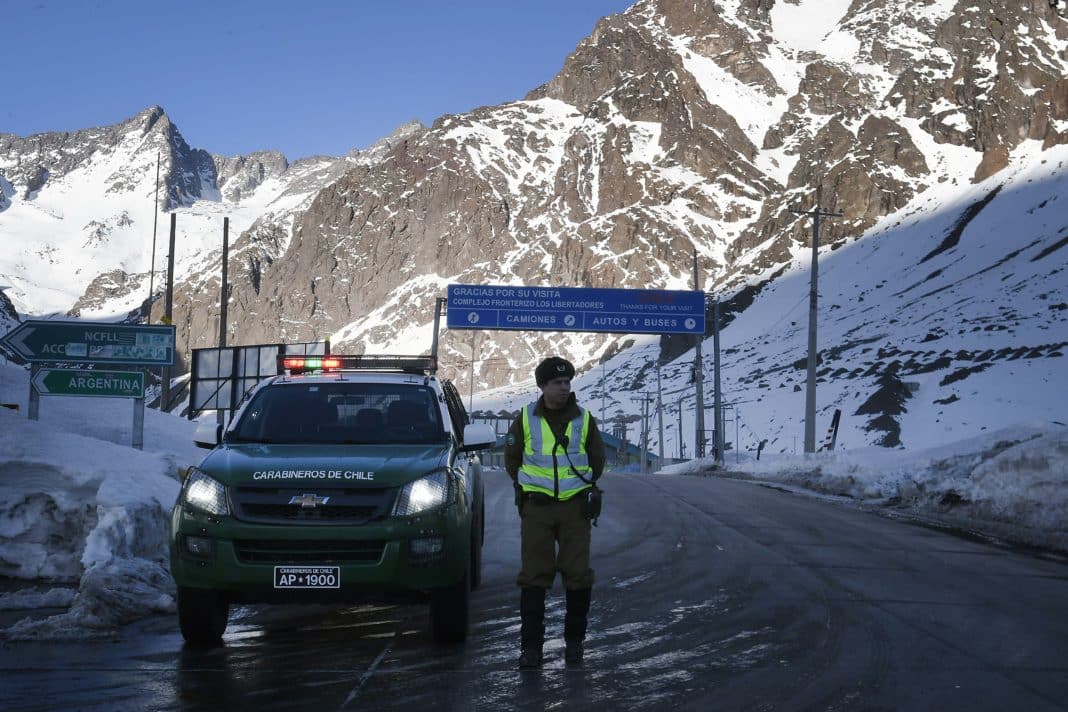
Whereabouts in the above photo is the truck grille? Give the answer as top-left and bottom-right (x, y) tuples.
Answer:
(234, 539), (387, 564)
(231, 485), (395, 525)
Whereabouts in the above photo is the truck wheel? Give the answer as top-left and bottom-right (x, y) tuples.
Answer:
(470, 512), (484, 591)
(429, 565), (470, 644)
(177, 586), (229, 647)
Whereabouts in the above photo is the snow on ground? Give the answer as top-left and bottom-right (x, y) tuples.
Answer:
(0, 360), (202, 639)
(660, 422), (1068, 552)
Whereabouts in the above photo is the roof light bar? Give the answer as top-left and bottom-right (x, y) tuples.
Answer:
(277, 354), (436, 375)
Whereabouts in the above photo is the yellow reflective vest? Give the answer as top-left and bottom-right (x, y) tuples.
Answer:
(518, 402), (592, 500)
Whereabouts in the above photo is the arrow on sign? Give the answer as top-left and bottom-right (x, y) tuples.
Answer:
(1, 324), (35, 359)
(0, 320), (175, 365)
(32, 368), (146, 398)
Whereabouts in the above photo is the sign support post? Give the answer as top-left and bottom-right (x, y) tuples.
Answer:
(28, 363), (40, 421)
(133, 396), (145, 450)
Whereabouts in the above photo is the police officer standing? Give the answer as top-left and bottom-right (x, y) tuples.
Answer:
(505, 356), (606, 669)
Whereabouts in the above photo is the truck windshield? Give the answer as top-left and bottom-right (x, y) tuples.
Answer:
(228, 382), (445, 445)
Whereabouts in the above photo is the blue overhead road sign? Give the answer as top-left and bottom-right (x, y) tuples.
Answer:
(446, 284), (705, 335)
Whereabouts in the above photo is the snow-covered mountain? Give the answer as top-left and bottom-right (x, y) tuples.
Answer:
(0, 107), (425, 319)
(1, 0), (1066, 454)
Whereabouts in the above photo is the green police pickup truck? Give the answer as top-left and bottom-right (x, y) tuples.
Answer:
(170, 355), (496, 646)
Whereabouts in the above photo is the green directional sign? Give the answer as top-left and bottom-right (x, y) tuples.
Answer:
(1, 320), (175, 365)
(32, 368), (146, 398)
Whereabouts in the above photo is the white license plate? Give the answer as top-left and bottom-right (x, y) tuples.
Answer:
(273, 566), (340, 589)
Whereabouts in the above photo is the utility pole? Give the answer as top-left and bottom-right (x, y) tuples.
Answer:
(147, 151), (160, 322)
(219, 217), (229, 349)
(430, 297), (446, 371)
(789, 186), (842, 453)
(161, 213), (176, 411)
(217, 217), (230, 427)
(146, 151), (161, 418)
(736, 406), (741, 464)
(713, 298), (724, 467)
(656, 357), (664, 464)
(467, 331), (477, 413)
(641, 395), (649, 475)
(601, 360), (606, 422)
(677, 406), (683, 459)
(631, 393), (654, 474)
(692, 248), (706, 458)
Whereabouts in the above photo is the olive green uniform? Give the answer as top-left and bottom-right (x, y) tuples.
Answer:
(504, 393), (606, 589)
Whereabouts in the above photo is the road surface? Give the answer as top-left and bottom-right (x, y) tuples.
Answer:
(2, 467), (1066, 710)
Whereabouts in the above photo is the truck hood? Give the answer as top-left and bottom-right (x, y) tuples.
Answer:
(198, 443), (451, 487)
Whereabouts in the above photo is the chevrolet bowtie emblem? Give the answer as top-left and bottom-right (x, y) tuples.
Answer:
(289, 493), (330, 509)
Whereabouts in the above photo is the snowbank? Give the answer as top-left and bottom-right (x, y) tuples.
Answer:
(660, 423), (1068, 551)
(0, 361), (201, 639)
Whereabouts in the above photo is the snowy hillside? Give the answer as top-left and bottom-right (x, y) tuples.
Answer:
(481, 141), (1068, 455)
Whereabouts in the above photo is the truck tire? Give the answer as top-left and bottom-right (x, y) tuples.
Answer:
(177, 586), (229, 647)
(429, 565), (470, 644)
(470, 510), (484, 591)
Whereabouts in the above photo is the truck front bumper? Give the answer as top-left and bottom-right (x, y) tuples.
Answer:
(169, 503), (468, 602)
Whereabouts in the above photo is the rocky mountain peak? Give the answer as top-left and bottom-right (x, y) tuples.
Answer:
(213, 151), (289, 202)
(0, 104), (218, 211)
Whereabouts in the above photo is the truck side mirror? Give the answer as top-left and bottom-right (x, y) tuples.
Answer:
(193, 421), (222, 449)
(461, 423), (497, 452)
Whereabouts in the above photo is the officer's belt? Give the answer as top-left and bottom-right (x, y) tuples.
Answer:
(522, 491), (558, 504)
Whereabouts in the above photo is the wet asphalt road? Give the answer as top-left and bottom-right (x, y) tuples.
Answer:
(2, 468), (1068, 711)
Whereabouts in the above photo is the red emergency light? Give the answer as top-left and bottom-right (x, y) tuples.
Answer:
(278, 354), (437, 375)
(280, 356), (341, 373)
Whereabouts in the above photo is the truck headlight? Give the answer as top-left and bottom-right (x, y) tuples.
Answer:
(393, 470), (451, 516)
(182, 467), (229, 517)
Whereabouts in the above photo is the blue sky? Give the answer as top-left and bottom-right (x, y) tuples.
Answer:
(5, 1), (634, 159)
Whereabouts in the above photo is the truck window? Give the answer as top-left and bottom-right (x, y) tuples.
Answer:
(229, 383), (444, 444)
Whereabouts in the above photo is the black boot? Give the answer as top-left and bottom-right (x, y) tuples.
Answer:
(564, 588), (591, 667)
(518, 587), (545, 669)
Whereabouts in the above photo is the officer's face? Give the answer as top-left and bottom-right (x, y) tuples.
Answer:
(540, 376), (571, 410)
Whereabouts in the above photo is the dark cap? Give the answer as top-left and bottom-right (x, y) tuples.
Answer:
(535, 356), (575, 386)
